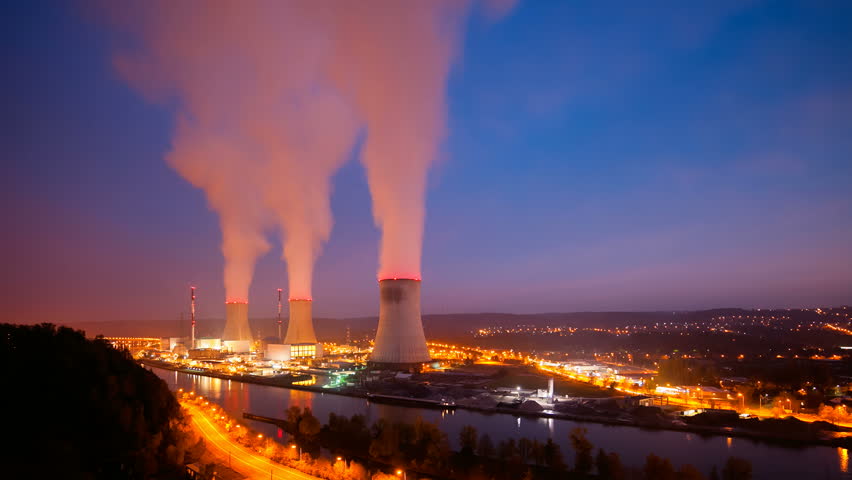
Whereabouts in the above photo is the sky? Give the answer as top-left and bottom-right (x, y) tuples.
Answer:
(3, 0), (851, 324)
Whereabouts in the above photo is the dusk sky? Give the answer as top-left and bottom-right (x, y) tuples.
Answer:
(4, 0), (851, 324)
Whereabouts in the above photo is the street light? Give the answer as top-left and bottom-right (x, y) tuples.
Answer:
(737, 393), (744, 410)
(396, 469), (407, 480)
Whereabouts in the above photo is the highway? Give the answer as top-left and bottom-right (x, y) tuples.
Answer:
(185, 402), (320, 480)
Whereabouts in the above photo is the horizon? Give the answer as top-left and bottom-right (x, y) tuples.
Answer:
(53, 303), (850, 326)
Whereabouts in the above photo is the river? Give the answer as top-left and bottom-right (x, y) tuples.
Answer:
(152, 367), (847, 479)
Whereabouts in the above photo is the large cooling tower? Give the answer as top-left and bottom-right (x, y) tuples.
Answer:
(284, 299), (317, 344)
(371, 279), (430, 364)
(222, 301), (252, 342)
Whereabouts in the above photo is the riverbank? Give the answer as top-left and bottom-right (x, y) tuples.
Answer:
(153, 365), (849, 479)
(142, 359), (851, 449)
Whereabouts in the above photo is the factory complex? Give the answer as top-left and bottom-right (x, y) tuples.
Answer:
(154, 278), (431, 371)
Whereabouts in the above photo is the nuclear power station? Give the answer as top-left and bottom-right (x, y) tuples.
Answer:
(222, 300), (252, 352)
(371, 278), (431, 365)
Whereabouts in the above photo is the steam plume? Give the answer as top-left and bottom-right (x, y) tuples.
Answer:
(324, 1), (515, 279)
(102, 2), (357, 301)
(100, 1), (514, 299)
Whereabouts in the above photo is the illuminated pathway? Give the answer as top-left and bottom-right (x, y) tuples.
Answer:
(185, 403), (319, 480)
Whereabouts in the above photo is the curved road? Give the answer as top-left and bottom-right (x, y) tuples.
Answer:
(185, 403), (320, 480)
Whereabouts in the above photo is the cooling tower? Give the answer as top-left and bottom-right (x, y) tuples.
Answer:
(284, 299), (317, 344)
(222, 301), (252, 342)
(371, 278), (430, 364)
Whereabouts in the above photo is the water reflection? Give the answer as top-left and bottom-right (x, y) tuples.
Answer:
(287, 389), (314, 412)
(840, 447), (848, 473)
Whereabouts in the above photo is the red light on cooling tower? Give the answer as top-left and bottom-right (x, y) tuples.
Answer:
(378, 276), (422, 282)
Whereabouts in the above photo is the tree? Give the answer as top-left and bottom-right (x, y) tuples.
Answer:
(709, 466), (720, 480)
(285, 405), (303, 434)
(369, 419), (401, 463)
(543, 438), (566, 472)
(460, 425), (479, 455)
(677, 464), (706, 480)
(721, 457), (752, 480)
(530, 439), (546, 466)
(498, 438), (518, 462)
(476, 433), (496, 458)
(518, 437), (533, 464)
(607, 451), (625, 480)
(644, 453), (675, 480)
(299, 408), (321, 438)
(413, 418), (450, 472)
(597, 449), (611, 479)
(569, 427), (594, 474)
(1, 323), (202, 479)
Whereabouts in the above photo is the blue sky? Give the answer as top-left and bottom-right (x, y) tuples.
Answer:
(3, 0), (851, 323)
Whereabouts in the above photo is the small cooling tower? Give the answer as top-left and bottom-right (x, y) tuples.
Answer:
(284, 299), (317, 344)
(222, 301), (251, 342)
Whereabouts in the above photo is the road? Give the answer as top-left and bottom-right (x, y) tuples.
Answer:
(185, 402), (320, 480)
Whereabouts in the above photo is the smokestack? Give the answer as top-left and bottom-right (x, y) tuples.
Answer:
(223, 301), (251, 342)
(284, 299), (317, 344)
(371, 279), (430, 364)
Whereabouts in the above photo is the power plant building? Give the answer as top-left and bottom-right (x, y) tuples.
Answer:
(266, 342), (323, 362)
(370, 278), (431, 365)
(195, 337), (222, 350)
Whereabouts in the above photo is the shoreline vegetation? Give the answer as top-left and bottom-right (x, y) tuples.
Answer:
(2, 323), (204, 479)
(181, 390), (755, 480)
(142, 359), (851, 449)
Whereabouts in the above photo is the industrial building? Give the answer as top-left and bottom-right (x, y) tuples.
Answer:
(265, 342), (324, 362)
(371, 278), (431, 365)
(195, 337), (221, 350)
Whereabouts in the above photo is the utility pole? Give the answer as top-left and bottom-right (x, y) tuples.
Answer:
(190, 286), (196, 349)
